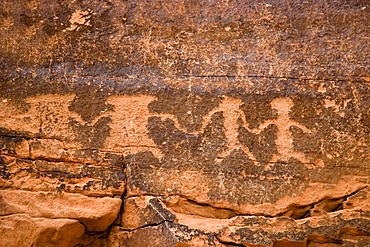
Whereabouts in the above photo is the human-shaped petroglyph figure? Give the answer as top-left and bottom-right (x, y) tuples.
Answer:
(103, 95), (311, 165)
(158, 97), (258, 161)
(253, 98), (312, 165)
(104, 95), (163, 158)
(2, 94), (312, 165)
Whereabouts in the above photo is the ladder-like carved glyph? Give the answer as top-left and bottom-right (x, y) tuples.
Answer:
(104, 95), (162, 157)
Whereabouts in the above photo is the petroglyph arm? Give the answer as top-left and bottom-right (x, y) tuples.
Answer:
(158, 107), (221, 135)
(291, 121), (312, 134)
(255, 120), (275, 134)
(238, 110), (265, 135)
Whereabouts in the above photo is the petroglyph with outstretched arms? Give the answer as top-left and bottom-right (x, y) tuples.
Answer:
(0, 94), (316, 165)
(255, 98), (313, 166)
(1, 1), (369, 245)
(157, 97), (258, 161)
(156, 96), (314, 166)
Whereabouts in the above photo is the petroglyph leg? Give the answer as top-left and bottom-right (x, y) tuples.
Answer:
(158, 97), (257, 162)
(268, 98), (312, 167)
(216, 97), (257, 161)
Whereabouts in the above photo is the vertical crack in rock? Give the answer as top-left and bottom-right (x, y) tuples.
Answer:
(114, 155), (128, 228)
(0, 0), (369, 246)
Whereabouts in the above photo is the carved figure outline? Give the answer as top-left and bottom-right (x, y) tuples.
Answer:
(0, 94), (313, 166)
(158, 97), (312, 165)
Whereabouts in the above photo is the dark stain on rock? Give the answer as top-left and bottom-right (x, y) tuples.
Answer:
(231, 223), (307, 245)
(68, 116), (111, 149)
(148, 198), (176, 222)
(207, 155), (308, 205)
(68, 84), (113, 122)
(239, 121), (278, 163)
(71, 149), (100, 163)
(82, 165), (125, 189)
(148, 90), (221, 132)
(42, 16), (61, 36)
(55, 184), (65, 194)
(0, 128), (34, 139)
(148, 112), (225, 168)
(19, 12), (36, 27)
(83, 180), (95, 191)
(240, 96), (277, 130)
(116, 222), (177, 247)
(123, 151), (162, 195)
(103, 153), (125, 168)
(291, 95), (370, 169)
(2, 158), (125, 195)
(304, 215), (370, 240)
(0, 157), (10, 180)
(0, 135), (24, 157)
(167, 221), (214, 243)
(222, 213), (370, 246)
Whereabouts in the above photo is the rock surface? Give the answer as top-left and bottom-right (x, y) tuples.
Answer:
(0, 0), (369, 246)
(0, 214), (85, 247)
(0, 190), (122, 231)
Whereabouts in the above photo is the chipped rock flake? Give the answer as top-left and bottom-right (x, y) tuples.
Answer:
(0, 0), (369, 246)
(66, 9), (93, 31)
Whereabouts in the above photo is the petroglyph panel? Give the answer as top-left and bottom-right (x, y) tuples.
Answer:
(123, 83), (369, 216)
(1, 0), (369, 245)
(1, 88), (366, 178)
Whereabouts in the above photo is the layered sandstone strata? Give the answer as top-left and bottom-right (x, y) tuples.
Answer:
(0, 0), (369, 246)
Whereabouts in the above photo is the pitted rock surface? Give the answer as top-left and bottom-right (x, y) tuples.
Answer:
(0, 0), (369, 246)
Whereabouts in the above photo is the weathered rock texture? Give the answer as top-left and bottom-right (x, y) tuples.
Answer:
(0, 0), (369, 246)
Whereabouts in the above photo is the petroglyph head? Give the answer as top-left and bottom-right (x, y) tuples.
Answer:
(270, 98), (294, 113)
(220, 96), (243, 106)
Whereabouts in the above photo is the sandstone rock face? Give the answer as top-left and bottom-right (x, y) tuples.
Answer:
(0, 190), (122, 231)
(0, 0), (369, 246)
(0, 214), (85, 247)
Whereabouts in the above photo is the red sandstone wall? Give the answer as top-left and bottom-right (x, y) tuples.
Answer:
(0, 1), (369, 246)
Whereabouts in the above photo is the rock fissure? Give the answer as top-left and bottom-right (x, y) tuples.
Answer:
(128, 220), (173, 232)
(115, 160), (128, 227)
(1, 0), (369, 246)
(124, 188), (369, 221)
(182, 74), (363, 83)
(279, 186), (369, 219)
(214, 235), (248, 247)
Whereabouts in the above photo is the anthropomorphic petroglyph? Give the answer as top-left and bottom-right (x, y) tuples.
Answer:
(104, 95), (163, 157)
(0, 94), (313, 165)
(159, 97), (313, 165)
(158, 97), (258, 161)
(253, 98), (312, 166)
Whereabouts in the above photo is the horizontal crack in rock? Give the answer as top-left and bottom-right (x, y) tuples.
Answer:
(125, 186), (369, 222)
(118, 219), (172, 233)
(181, 74), (366, 83)
(279, 186), (369, 220)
